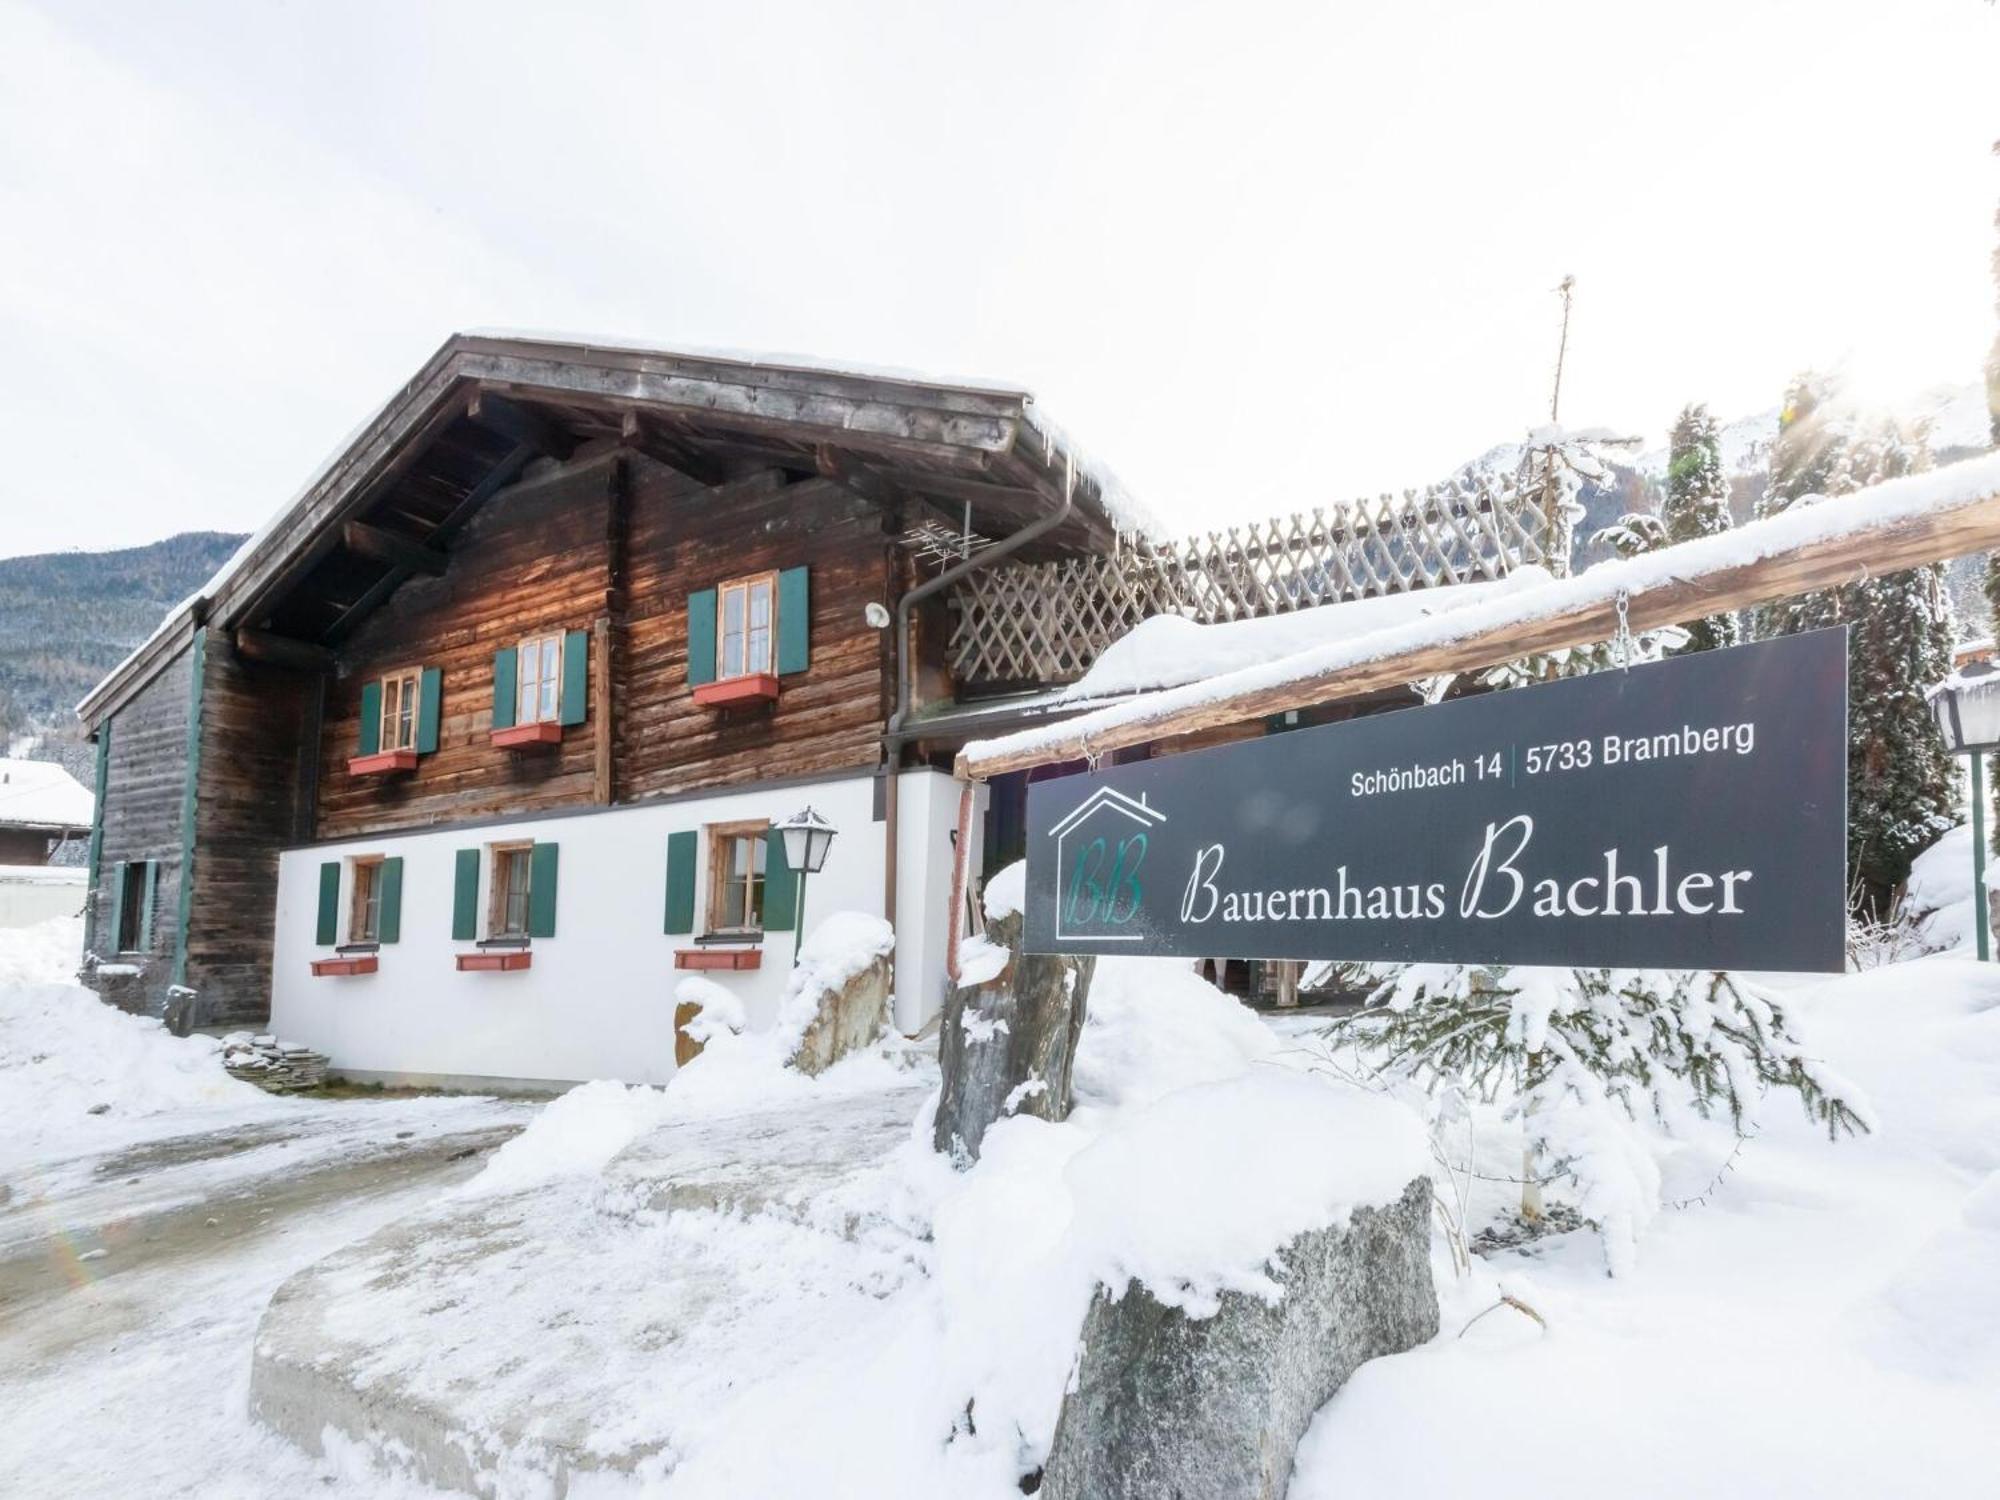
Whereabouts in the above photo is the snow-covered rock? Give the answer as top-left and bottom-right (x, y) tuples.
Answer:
(778, 912), (896, 1076)
(1043, 1178), (1434, 1500)
(934, 894), (1092, 1162)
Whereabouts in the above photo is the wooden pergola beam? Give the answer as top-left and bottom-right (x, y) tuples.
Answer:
(956, 453), (2000, 781)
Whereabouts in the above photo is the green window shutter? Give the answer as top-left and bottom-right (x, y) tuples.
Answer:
(492, 647), (517, 730)
(452, 849), (480, 941)
(664, 831), (697, 934)
(358, 680), (382, 756)
(316, 861), (340, 946)
(108, 862), (127, 951)
(763, 827), (799, 932)
(140, 861), (159, 950)
(687, 589), (717, 687)
(377, 856), (404, 943)
(776, 566), (810, 675)
(559, 629), (589, 726)
(528, 842), (560, 939)
(416, 667), (442, 754)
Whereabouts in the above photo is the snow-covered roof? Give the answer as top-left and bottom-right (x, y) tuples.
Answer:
(0, 759), (94, 833)
(78, 332), (1159, 727)
(1061, 570), (1554, 704)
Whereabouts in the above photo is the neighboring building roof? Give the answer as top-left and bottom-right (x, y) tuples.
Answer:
(1059, 569), (1555, 704)
(0, 758), (94, 835)
(79, 333), (1158, 730)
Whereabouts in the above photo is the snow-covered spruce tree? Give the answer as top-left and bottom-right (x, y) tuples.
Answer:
(1842, 419), (1958, 910)
(1335, 965), (1870, 1275)
(1662, 403), (1741, 653)
(1752, 374), (1848, 641)
(1588, 509), (1668, 561)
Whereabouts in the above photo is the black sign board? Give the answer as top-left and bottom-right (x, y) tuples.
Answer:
(1024, 629), (1848, 973)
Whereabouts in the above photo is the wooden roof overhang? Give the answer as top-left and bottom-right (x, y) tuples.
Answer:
(79, 334), (1141, 729)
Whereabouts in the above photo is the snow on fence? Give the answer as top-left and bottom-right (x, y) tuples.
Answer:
(948, 474), (1554, 685)
(957, 450), (2000, 778)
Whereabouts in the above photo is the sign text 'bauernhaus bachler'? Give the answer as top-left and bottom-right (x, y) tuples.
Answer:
(1023, 629), (1848, 974)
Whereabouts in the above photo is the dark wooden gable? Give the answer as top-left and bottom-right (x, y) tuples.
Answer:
(215, 337), (1130, 667)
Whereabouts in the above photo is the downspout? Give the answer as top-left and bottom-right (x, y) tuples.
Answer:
(881, 457), (1076, 956)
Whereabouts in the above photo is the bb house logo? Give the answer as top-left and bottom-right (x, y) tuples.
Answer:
(1046, 787), (1167, 940)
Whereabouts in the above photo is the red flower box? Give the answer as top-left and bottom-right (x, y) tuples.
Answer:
(675, 947), (762, 971)
(693, 674), (780, 708)
(310, 956), (378, 977)
(491, 721), (563, 748)
(457, 951), (533, 972)
(348, 749), (418, 775)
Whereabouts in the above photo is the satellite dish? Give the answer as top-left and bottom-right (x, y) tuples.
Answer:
(864, 602), (892, 630)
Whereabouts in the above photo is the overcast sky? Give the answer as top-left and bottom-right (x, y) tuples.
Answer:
(2, 0), (1995, 558)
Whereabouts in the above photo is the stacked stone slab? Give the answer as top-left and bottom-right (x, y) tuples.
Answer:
(222, 1032), (329, 1092)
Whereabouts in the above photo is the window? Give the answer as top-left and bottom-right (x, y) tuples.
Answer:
(349, 857), (384, 943)
(516, 633), (563, 724)
(490, 843), (534, 938)
(706, 820), (769, 933)
(115, 860), (151, 952)
(378, 670), (419, 752)
(717, 573), (776, 680)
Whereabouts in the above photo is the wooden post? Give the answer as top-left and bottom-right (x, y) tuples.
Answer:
(592, 616), (614, 805)
(945, 777), (975, 983)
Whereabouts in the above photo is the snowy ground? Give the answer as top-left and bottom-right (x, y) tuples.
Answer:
(4, 890), (1999, 1497)
(0, 918), (534, 1498)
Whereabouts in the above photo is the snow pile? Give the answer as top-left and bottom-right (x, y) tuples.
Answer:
(1064, 1070), (1429, 1314)
(1287, 953), (2000, 1499)
(460, 1080), (671, 1199)
(772, 911), (895, 1049)
(1062, 571), (1548, 703)
(982, 859), (1026, 922)
(1072, 956), (1279, 1108)
(674, 974), (746, 1044)
(1903, 821), (1980, 954)
(661, 913), (909, 1116)
(0, 918), (274, 1166)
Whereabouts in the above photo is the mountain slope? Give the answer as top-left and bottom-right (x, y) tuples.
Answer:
(0, 531), (247, 747)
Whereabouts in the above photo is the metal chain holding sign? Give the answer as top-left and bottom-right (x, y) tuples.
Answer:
(1613, 588), (1633, 672)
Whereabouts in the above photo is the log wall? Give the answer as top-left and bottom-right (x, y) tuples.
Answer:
(316, 457), (617, 839)
(87, 637), (194, 1020)
(315, 451), (896, 838)
(186, 640), (315, 1028)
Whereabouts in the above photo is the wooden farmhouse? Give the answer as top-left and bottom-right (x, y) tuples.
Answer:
(76, 334), (1550, 1088)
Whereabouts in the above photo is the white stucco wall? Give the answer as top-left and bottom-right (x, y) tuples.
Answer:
(268, 769), (981, 1088)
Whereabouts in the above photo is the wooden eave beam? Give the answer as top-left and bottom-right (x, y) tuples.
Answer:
(233, 627), (336, 674)
(466, 389), (571, 456)
(956, 454), (2000, 780)
(318, 439), (544, 644)
(341, 520), (448, 576)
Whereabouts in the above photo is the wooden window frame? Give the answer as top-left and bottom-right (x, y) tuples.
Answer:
(349, 855), (385, 944)
(489, 841), (534, 939)
(115, 859), (149, 953)
(716, 572), (778, 683)
(516, 632), (564, 726)
(704, 819), (770, 937)
(379, 667), (421, 752)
